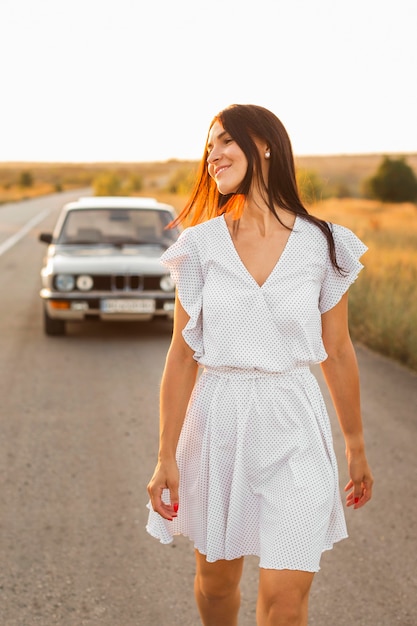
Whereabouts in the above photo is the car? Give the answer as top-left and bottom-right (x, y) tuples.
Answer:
(39, 196), (180, 335)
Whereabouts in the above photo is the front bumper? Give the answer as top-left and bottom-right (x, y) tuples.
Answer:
(40, 289), (175, 321)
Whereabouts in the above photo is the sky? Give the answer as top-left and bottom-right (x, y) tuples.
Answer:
(1, 0), (416, 162)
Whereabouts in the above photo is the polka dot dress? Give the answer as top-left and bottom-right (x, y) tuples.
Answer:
(146, 215), (367, 572)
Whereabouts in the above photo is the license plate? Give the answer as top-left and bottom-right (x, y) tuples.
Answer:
(101, 299), (155, 314)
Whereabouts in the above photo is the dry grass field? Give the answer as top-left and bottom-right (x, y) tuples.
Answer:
(311, 199), (417, 371)
(1, 153), (417, 204)
(1, 158), (416, 371)
(296, 153), (417, 197)
(0, 161), (196, 204)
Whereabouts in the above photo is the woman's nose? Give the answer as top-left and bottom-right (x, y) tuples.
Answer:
(207, 147), (220, 163)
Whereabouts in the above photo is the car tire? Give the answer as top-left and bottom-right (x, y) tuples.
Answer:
(44, 306), (66, 336)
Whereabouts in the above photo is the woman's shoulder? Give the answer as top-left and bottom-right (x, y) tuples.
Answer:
(184, 215), (224, 237)
(295, 214), (327, 244)
(298, 216), (367, 270)
(298, 215), (360, 243)
(163, 216), (223, 259)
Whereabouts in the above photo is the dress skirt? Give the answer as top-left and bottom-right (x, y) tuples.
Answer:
(146, 366), (348, 572)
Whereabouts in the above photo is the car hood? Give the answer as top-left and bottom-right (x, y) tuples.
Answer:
(47, 244), (168, 274)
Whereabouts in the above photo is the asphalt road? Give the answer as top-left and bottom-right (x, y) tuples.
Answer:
(0, 191), (416, 625)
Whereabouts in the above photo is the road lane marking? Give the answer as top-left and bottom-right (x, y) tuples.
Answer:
(0, 209), (51, 257)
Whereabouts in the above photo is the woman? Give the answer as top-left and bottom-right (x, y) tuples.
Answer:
(147, 104), (373, 626)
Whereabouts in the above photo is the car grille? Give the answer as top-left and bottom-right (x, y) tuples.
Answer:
(53, 274), (162, 292)
(93, 275), (161, 291)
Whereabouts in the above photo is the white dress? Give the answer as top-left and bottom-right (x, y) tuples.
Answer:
(146, 214), (367, 572)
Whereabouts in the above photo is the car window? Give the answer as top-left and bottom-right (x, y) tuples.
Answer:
(57, 209), (179, 246)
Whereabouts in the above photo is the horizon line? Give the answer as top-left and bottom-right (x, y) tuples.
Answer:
(1, 150), (417, 166)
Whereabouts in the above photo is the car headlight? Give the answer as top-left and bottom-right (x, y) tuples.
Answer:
(76, 275), (93, 291)
(55, 274), (75, 292)
(160, 275), (175, 292)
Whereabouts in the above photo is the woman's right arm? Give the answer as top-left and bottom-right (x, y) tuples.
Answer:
(147, 296), (199, 520)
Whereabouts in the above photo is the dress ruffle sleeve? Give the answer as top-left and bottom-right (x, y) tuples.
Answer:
(160, 228), (204, 359)
(319, 224), (368, 314)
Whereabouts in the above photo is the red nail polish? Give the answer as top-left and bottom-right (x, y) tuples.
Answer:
(354, 497), (359, 504)
(173, 503), (179, 513)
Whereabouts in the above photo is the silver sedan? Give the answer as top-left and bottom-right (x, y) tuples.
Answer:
(39, 196), (180, 335)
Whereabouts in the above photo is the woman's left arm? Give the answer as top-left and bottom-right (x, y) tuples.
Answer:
(320, 292), (374, 509)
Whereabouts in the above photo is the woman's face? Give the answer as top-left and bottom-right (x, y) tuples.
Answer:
(206, 121), (248, 195)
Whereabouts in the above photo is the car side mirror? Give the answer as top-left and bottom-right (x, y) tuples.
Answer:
(39, 232), (53, 244)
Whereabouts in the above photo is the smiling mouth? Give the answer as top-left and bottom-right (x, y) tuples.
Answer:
(215, 166), (230, 177)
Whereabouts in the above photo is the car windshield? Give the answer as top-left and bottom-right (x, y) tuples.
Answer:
(56, 208), (179, 246)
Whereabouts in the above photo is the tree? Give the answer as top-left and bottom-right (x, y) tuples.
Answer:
(365, 156), (417, 203)
(19, 170), (33, 187)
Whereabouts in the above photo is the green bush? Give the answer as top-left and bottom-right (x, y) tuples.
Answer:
(19, 170), (33, 187)
(365, 156), (417, 203)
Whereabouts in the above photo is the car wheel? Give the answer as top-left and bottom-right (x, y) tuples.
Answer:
(44, 306), (66, 336)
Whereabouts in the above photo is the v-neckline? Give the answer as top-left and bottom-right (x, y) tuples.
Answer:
(220, 214), (299, 288)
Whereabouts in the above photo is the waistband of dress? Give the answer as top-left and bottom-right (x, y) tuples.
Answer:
(202, 366), (311, 380)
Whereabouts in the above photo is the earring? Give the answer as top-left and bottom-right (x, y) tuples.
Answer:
(265, 150), (270, 159)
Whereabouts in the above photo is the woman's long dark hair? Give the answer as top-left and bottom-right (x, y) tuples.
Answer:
(172, 104), (342, 272)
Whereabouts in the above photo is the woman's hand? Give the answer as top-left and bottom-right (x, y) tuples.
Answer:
(344, 449), (374, 509)
(146, 297), (197, 522)
(147, 459), (180, 521)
